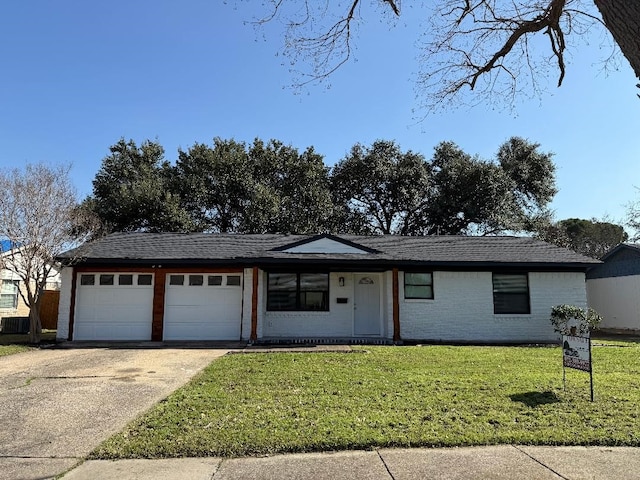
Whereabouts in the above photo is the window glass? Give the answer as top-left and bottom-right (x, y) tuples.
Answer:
(299, 273), (328, 310)
(227, 275), (241, 286)
(137, 274), (153, 286)
(493, 273), (530, 314)
(118, 274), (133, 286)
(267, 273), (329, 311)
(404, 272), (434, 299)
(208, 275), (222, 286)
(189, 275), (203, 286)
(267, 273), (297, 311)
(80, 274), (95, 286)
(99, 274), (114, 286)
(0, 280), (18, 309)
(169, 275), (184, 286)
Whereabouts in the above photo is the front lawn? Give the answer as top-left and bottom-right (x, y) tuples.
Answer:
(0, 330), (57, 356)
(0, 344), (32, 357)
(93, 342), (640, 459)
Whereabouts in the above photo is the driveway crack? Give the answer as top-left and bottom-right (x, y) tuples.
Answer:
(511, 445), (569, 480)
(376, 449), (396, 479)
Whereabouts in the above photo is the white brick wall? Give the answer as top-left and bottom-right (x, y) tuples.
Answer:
(56, 267), (73, 340)
(262, 272), (355, 338)
(587, 276), (640, 331)
(400, 271), (586, 343)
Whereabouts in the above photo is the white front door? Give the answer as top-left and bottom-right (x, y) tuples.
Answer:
(354, 274), (381, 336)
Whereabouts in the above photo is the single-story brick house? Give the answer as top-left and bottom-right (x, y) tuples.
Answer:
(56, 233), (598, 344)
(587, 243), (640, 333)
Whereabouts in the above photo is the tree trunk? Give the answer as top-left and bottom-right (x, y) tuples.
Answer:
(594, 0), (640, 79)
(29, 307), (42, 344)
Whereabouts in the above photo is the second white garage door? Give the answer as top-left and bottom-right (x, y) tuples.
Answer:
(163, 273), (243, 340)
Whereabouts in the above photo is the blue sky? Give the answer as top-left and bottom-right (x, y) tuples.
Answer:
(0, 1), (638, 226)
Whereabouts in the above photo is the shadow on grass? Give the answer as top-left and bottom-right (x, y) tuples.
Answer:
(510, 391), (561, 407)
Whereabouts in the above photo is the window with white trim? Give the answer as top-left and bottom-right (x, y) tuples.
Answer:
(0, 280), (19, 309)
(492, 273), (530, 314)
(404, 272), (434, 299)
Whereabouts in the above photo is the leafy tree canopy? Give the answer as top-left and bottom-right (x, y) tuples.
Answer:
(536, 217), (628, 258)
(332, 137), (556, 235)
(86, 136), (556, 238)
(89, 139), (193, 233)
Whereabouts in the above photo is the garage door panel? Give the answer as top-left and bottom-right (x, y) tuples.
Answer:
(163, 273), (242, 341)
(74, 273), (153, 341)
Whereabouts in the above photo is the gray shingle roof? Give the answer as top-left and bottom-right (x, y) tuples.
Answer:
(59, 232), (599, 270)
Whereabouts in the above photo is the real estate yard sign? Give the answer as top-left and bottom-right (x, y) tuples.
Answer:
(562, 335), (594, 401)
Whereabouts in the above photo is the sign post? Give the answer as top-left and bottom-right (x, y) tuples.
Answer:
(562, 334), (594, 401)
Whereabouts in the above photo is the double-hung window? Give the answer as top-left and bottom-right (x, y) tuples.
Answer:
(267, 273), (329, 311)
(0, 279), (19, 309)
(404, 272), (434, 299)
(492, 273), (530, 314)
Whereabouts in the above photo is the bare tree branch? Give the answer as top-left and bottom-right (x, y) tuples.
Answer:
(249, 0), (617, 111)
(0, 164), (96, 343)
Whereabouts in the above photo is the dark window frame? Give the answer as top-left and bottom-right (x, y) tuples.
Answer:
(404, 272), (434, 300)
(267, 272), (329, 312)
(492, 272), (531, 315)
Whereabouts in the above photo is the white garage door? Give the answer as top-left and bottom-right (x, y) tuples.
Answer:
(74, 273), (154, 341)
(163, 273), (242, 341)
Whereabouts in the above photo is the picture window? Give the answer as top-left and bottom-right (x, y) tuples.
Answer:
(404, 272), (434, 299)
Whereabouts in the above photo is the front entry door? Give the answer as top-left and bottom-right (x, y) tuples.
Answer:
(354, 274), (381, 336)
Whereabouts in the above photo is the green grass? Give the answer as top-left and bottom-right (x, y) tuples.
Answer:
(0, 344), (32, 356)
(0, 330), (57, 346)
(0, 330), (57, 356)
(93, 343), (640, 459)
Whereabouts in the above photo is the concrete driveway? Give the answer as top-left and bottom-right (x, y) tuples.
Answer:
(0, 346), (230, 480)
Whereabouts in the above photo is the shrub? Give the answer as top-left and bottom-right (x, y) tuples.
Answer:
(550, 304), (602, 336)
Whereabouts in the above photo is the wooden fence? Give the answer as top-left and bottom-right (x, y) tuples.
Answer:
(39, 290), (60, 330)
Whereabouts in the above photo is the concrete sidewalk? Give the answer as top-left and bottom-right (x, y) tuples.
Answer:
(62, 445), (640, 479)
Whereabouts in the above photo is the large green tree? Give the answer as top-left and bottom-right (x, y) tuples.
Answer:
(251, 1), (640, 109)
(538, 217), (628, 258)
(332, 137), (556, 236)
(331, 140), (431, 235)
(175, 139), (255, 233)
(88, 139), (191, 233)
(174, 138), (335, 234)
(245, 139), (335, 234)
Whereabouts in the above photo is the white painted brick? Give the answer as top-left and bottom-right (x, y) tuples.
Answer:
(56, 267), (73, 340)
(400, 271), (586, 343)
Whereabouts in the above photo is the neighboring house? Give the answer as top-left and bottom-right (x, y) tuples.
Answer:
(0, 245), (61, 327)
(587, 243), (640, 333)
(56, 233), (598, 344)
